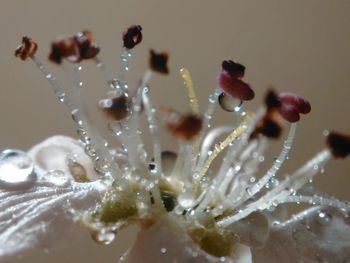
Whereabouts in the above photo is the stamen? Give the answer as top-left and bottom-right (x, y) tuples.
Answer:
(245, 123), (297, 197)
(180, 68), (200, 116)
(194, 112), (253, 183)
(217, 149), (332, 227)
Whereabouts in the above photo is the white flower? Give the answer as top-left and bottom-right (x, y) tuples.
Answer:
(2, 29), (350, 263)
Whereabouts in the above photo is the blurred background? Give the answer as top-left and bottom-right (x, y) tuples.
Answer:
(1, 0), (350, 262)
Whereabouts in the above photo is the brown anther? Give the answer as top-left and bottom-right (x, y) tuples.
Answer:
(149, 49), (169, 74)
(101, 94), (130, 121)
(123, 25), (143, 49)
(74, 31), (100, 60)
(49, 37), (79, 64)
(326, 131), (350, 159)
(15, 36), (38, 60)
(167, 113), (202, 141)
(48, 31), (100, 64)
(265, 89), (281, 109)
(251, 113), (282, 139)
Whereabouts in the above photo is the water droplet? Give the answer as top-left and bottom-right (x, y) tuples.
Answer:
(94, 158), (110, 175)
(160, 247), (167, 254)
(317, 210), (332, 225)
(85, 145), (97, 157)
(45, 73), (52, 79)
(0, 149), (36, 190)
(58, 92), (66, 103)
(91, 230), (116, 245)
(178, 192), (196, 208)
(218, 93), (243, 113)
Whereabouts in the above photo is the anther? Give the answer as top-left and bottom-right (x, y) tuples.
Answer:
(326, 131), (350, 159)
(123, 25), (143, 49)
(15, 36), (38, 60)
(149, 50), (169, 74)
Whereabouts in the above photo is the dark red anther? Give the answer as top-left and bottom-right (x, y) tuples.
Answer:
(278, 93), (311, 114)
(167, 113), (202, 141)
(218, 72), (255, 101)
(149, 49), (169, 74)
(251, 114), (282, 139)
(15, 36), (38, 60)
(277, 93), (311, 123)
(218, 60), (255, 101)
(101, 94), (129, 121)
(326, 131), (350, 159)
(123, 25), (143, 49)
(222, 60), (245, 78)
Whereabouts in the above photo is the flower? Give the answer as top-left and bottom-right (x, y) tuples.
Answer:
(2, 26), (350, 263)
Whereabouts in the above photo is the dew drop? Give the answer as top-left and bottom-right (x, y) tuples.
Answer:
(91, 230), (116, 245)
(317, 210), (332, 225)
(0, 149), (36, 190)
(58, 92), (66, 103)
(160, 247), (167, 254)
(218, 93), (243, 113)
(178, 192), (196, 209)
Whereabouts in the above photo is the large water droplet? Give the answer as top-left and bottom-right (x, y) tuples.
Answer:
(178, 192), (196, 209)
(0, 149), (36, 190)
(218, 93), (243, 112)
(91, 229), (116, 245)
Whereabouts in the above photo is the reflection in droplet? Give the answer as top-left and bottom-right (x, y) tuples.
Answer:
(91, 229), (116, 245)
(218, 93), (243, 112)
(161, 151), (177, 176)
(0, 149), (36, 190)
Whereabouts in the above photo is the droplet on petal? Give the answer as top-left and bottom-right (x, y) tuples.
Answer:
(14, 36), (38, 60)
(123, 25), (143, 49)
(326, 131), (350, 158)
(167, 112), (202, 141)
(149, 49), (169, 74)
(0, 149), (36, 190)
(100, 94), (130, 121)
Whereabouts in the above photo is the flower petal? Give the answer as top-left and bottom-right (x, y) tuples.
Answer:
(252, 207), (350, 263)
(0, 136), (107, 259)
(120, 215), (252, 263)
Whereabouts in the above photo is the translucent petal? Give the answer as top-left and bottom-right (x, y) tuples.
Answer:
(252, 207), (350, 263)
(0, 136), (107, 259)
(119, 215), (252, 263)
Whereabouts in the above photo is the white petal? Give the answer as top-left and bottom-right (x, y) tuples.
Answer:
(252, 207), (350, 263)
(120, 215), (252, 263)
(0, 136), (107, 259)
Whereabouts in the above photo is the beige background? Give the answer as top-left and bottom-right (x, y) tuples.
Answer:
(1, 0), (350, 262)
